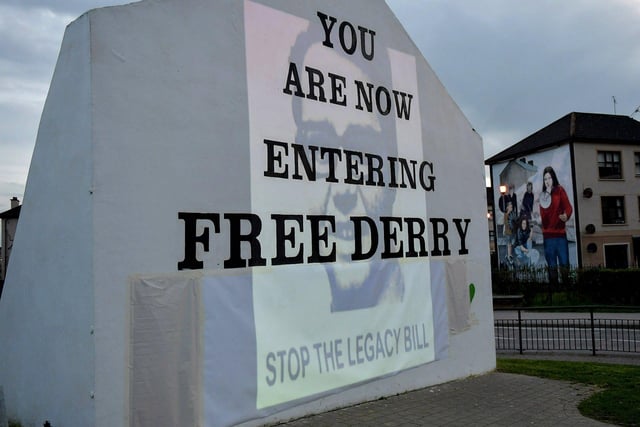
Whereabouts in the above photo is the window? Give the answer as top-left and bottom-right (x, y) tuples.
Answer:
(597, 151), (622, 179)
(601, 196), (625, 224)
(604, 244), (628, 268)
(635, 152), (640, 176)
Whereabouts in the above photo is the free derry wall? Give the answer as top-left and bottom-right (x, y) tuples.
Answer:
(0, 1), (495, 426)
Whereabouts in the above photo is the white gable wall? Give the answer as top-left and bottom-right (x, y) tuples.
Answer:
(0, 14), (95, 426)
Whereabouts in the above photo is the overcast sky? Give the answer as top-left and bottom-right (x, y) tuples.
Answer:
(1, 0), (639, 212)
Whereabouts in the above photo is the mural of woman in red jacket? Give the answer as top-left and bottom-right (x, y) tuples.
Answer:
(539, 166), (573, 283)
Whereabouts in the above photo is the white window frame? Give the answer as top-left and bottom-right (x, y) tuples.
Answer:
(597, 150), (622, 180)
(603, 243), (629, 268)
(601, 196), (626, 225)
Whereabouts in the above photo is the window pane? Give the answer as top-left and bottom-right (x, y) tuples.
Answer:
(635, 152), (640, 175)
(597, 150), (622, 179)
(601, 196), (626, 224)
(604, 244), (629, 268)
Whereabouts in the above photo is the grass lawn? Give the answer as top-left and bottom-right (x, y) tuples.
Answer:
(497, 358), (640, 426)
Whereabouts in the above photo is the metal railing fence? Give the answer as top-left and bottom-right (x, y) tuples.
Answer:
(494, 306), (640, 355)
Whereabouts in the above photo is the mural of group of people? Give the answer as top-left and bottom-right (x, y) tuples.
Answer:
(492, 146), (577, 282)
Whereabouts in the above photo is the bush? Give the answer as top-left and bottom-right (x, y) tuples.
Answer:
(578, 268), (640, 305)
(492, 266), (640, 306)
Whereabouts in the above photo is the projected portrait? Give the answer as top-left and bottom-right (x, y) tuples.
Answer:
(287, 26), (404, 312)
(246, 3), (434, 408)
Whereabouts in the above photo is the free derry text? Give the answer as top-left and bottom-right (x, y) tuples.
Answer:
(176, 10), (472, 271)
(177, 141), (472, 270)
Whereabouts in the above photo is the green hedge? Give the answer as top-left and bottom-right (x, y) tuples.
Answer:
(577, 268), (640, 305)
(492, 267), (640, 306)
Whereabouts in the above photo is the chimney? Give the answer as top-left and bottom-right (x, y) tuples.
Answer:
(10, 197), (19, 209)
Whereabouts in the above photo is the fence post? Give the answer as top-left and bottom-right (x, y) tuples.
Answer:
(517, 308), (523, 354)
(590, 307), (596, 356)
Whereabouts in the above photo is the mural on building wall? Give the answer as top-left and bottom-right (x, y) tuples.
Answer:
(491, 145), (577, 279)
